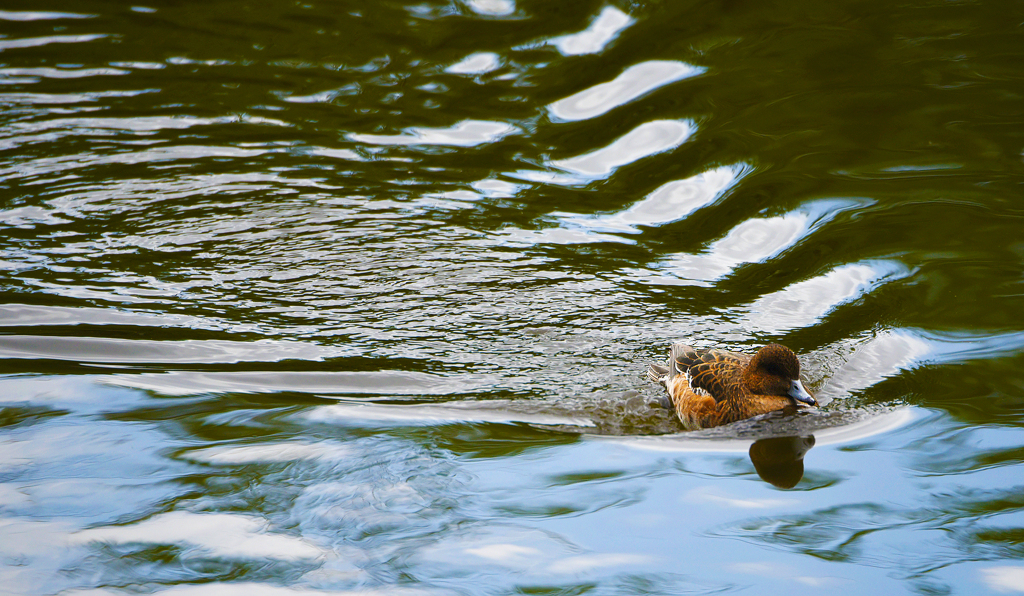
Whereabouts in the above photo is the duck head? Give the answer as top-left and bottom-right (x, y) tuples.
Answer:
(743, 344), (816, 406)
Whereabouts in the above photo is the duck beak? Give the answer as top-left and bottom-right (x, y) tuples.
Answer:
(788, 380), (816, 407)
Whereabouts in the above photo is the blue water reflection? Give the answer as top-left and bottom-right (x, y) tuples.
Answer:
(1, 0), (1023, 593)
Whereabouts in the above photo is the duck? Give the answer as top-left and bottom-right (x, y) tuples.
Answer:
(648, 343), (816, 430)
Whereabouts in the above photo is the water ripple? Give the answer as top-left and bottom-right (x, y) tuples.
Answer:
(648, 198), (867, 286)
(543, 7), (633, 56)
(820, 327), (1024, 402)
(446, 52), (502, 75)
(0, 145), (274, 179)
(303, 401), (595, 427)
(0, 1), (1021, 592)
(551, 119), (694, 178)
(349, 120), (518, 147)
(740, 260), (912, 334)
(508, 119), (694, 188)
(0, 335), (356, 364)
(0, 66), (127, 79)
(0, 34), (106, 52)
(73, 511), (325, 560)
(0, 10), (95, 21)
(463, 0), (516, 17)
(548, 61), (704, 122)
(0, 89), (157, 106)
(102, 371), (491, 397)
(185, 441), (354, 465)
(500, 164), (746, 245)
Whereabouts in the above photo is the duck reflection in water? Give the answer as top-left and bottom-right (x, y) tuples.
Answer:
(648, 343), (816, 430)
(749, 435), (815, 488)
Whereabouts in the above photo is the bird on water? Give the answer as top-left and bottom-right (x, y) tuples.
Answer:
(648, 343), (816, 430)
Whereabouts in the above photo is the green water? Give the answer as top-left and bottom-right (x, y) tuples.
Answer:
(2, 0), (1024, 594)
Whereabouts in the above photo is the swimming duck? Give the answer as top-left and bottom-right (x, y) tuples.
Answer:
(648, 343), (816, 430)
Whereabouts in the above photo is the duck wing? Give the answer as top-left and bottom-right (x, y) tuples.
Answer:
(670, 344), (748, 404)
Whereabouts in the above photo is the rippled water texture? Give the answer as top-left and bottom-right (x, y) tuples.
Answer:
(2, 1), (1024, 594)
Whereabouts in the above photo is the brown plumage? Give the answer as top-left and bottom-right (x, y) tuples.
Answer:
(648, 343), (816, 430)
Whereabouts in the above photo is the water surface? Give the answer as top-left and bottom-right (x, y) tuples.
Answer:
(2, 1), (1024, 594)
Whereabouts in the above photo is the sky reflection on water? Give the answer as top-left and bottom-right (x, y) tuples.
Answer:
(2, 0), (1024, 594)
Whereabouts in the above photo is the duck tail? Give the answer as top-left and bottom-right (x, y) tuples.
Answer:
(647, 362), (669, 384)
(669, 343), (701, 370)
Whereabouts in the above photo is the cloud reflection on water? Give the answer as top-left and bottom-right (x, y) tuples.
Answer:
(548, 61), (704, 122)
(0, 34), (107, 52)
(602, 165), (748, 231)
(648, 198), (867, 286)
(820, 327), (1024, 403)
(463, 0), (515, 17)
(416, 524), (654, 579)
(303, 400), (595, 428)
(981, 566), (1024, 593)
(740, 260), (911, 334)
(549, 119), (693, 178)
(349, 120), (518, 147)
(543, 7), (633, 56)
(0, 10), (95, 21)
(73, 511), (325, 560)
(69, 586), (444, 596)
(186, 442), (353, 464)
(446, 52), (502, 75)
(501, 163), (741, 245)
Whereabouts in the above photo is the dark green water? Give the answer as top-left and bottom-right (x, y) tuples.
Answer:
(2, 1), (1024, 594)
